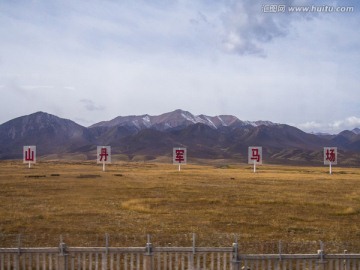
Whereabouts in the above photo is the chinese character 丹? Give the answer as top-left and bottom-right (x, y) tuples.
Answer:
(24, 147), (34, 161)
(175, 150), (185, 163)
(99, 148), (109, 162)
(251, 149), (261, 163)
(326, 149), (336, 162)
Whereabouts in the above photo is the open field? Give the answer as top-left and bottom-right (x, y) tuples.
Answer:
(1, 160), (360, 250)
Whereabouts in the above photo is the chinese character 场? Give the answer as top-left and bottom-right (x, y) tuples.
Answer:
(175, 149), (185, 163)
(99, 147), (109, 162)
(326, 149), (336, 162)
(251, 148), (261, 163)
(324, 147), (337, 165)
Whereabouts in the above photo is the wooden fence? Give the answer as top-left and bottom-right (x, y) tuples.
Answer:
(1, 241), (360, 270)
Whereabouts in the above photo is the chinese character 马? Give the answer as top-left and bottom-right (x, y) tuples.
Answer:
(251, 148), (261, 162)
(248, 146), (262, 164)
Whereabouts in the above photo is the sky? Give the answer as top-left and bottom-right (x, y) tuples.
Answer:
(0, 0), (359, 134)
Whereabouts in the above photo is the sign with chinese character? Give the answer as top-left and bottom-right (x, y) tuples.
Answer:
(324, 147), (337, 174)
(97, 146), (111, 171)
(248, 146), (262, 165)
(97, 146), (111, 163)
(173, 147), (186, 171)
(324, 147), (337, 165)
(173, 148), (187, 164)
(248, 146), (262, 173)
(23, 146), (36, 168)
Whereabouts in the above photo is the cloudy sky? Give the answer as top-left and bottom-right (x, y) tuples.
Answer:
(0, 0), (359, 133)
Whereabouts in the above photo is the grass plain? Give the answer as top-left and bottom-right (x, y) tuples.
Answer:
(1, 160), (360, 251)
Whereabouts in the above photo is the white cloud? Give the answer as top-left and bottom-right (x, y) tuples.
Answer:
(0, 0), (359, 131)
(219, 0), (317, 56)
(80, 99), (105, 112)
(297, 117), (360, 134)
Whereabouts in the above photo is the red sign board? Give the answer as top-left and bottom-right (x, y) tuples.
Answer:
(324, 147), (337, 165)
(248, 146), (263, 164)
(23, 146), (36, 164)
(173, 148), (187, 164)
(97, 146), (111, 164)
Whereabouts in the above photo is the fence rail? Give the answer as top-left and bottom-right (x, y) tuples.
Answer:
(1, 241), (360, 270)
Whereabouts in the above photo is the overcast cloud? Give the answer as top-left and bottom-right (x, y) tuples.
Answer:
(0, 0), (359, 133)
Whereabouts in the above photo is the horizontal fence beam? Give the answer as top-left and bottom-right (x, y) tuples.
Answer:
(67, 247), (146, 253)
(0, 247), (59, 253)
(153, 246), (233, 253)
(1, 247), (359, 258)
(238, 253), (360, 259)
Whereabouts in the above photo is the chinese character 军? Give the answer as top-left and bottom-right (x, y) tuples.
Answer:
(175, 149), (185, 163)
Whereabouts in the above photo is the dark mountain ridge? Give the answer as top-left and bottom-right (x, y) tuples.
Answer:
(89, 109), (277, 131)
(0, 110), (359, 165)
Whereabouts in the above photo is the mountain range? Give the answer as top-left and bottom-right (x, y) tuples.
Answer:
(0, 109), (360, 165)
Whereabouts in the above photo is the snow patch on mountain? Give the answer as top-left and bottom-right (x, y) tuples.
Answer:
(217, 116), (228, 127)
(142, 115), (151, 128)
(181, 112), (197, 124)
(204, 116), (217, 129)
(353, 128), (360, 134)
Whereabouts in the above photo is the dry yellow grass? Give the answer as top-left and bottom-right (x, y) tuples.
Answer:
(1, 160), (360, 249)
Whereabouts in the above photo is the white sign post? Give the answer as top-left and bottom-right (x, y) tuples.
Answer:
(97, 146), (111, 172)
(324, 147), (337, 175)
(248, 146), (262, 173)
(23, 146), (36, 168)
(173, 147), (187, 171)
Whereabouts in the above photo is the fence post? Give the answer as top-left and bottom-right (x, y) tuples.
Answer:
(144, 235), (153, 270)
(232, 242), (240, 270)
(317, 241), (327, 270)
(102, 234), (109, 270)
(58, 240), (68, 270)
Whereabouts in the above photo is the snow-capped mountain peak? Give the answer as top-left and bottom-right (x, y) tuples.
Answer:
(89, 109), (276, 131)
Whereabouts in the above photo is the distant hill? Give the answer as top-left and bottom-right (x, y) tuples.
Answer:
(0, 112), (92, 159)
(0, 110), (359, 165)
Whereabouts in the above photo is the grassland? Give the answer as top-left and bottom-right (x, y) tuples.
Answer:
(1, 160), (360, 250)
